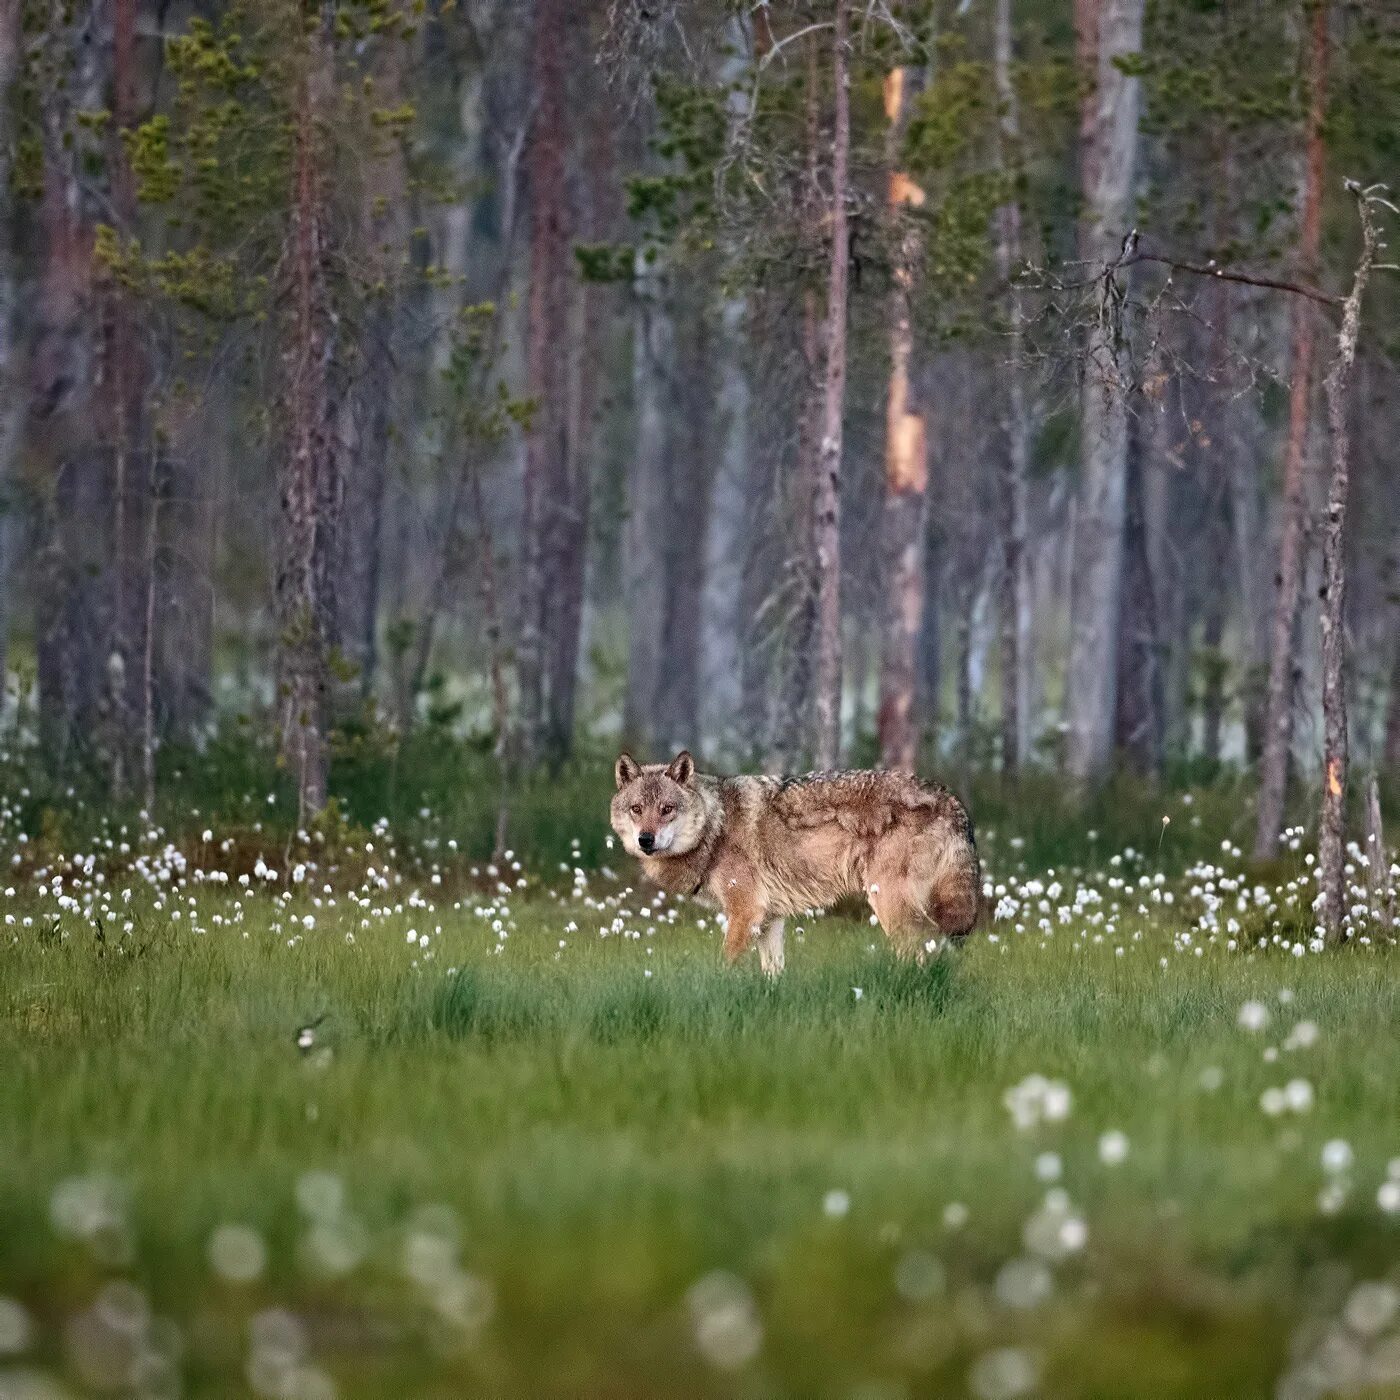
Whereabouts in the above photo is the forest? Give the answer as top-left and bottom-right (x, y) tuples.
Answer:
(1, 0), (1396, 874)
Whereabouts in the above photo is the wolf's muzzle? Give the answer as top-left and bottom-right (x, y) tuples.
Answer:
(638, 831), (655, 853)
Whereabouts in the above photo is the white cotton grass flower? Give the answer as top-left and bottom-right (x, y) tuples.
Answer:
(0, 1296), (33, 1355)
(943, 1201), (969, 1231)
(294, 1171), (344, 1222)
(1237, 1000), (1269, 1032)
(1283, 1019), (1319, 1051)
(1321, 1139), (1353, 1175)
(1344, 1281), (1399, 1337)
(969, 1345), (1040, 1400)
(995, 1256), (1053, 1310)
(1098, 1130), (1129, 1166)
(1261, 1079), (1313, 1116)
(1378, 1180), (1400, 1215)
(686, 1272), (762, 1371)
(48, 1174), (132, 1265)
(822, 1189), (850, 1219)
(1022, 1189), (1087, 1261)
(893, 1250), (945, 1302)
(208, 1224), (268, 1283)
(1034, 1152), (1062, 1182)
(1003, 1075), (1073, 1131)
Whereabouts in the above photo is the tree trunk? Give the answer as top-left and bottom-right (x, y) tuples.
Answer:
(517, 0), (571, 766)
(702, 16), (755, 754)
(30, 0), (107, 762)
(0, 0), (21, 696)
(994, 0), (1030, 778)
(917, 485), (943, 742)
(623, 253), (672, 752)
(1065, 0), (1146, 784)
(1254, 0), (1330, 861)
(545, 38), (611, 765)
(339, 54), (407, 709)
(655, 303), (713, 754)
(772, 44), (825, 770)
(876, 64), (928, 774)
(1199, 517), (1228, 771)
(104, 0), (149, 798)
(1115, 425), (1163, 777)
(276, 22), (337, 822)
(1317, 185), (1378, 944)
(811, 0), (850, 771)
(1386, 633), (1400, 780)
(1364, 773), (1390, 929)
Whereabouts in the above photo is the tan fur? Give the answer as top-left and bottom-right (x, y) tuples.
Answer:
(610, 752), (980, 972)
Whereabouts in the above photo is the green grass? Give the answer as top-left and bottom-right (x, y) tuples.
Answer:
(1, 823), (1398, 1399)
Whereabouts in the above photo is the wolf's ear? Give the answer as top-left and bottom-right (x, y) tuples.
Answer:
(615, 752), (641, 789)
(665, 750), (695, 786)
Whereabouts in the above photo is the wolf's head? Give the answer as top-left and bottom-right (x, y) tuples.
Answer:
(610, 750), (707, 858)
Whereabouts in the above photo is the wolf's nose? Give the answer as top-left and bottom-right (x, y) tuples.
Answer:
(638, 831), (655, 853)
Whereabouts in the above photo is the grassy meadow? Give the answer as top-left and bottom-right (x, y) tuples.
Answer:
(1, 751), (1398, 1398)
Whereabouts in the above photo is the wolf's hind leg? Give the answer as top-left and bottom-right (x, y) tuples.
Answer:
(756, 919), (786, 978)
(720, 886), (767, 966)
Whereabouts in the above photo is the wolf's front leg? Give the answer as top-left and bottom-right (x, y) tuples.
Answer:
(756, 918), (785, 978)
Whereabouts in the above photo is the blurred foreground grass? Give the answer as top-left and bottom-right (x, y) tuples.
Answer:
(2, 840), (1398, 1399)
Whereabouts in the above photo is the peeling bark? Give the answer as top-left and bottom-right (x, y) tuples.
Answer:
(1317, 184), (1378, 944)
(876, 63), (928, 774)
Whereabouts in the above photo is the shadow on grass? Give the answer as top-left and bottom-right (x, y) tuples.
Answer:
(425, 952), (960, 1046)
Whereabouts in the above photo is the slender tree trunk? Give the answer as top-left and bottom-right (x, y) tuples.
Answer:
(738, 300), (779, 760)
(517, 0), (571, 766)
(994, 0), (1030, 777)
(545, 41), (611, 765)
(468, 465), (513, 862)
(773, 45), (825, 769)
(340, 57), (406, 708)
(702, 15), (755, 753)
(1364, 773), (1390, 929)
(623, 253), (671, 751)
(277, 23), (337, 823)
(656, 304), (713, 753)
(1065, 0), (1146, 784)
(1317, 185), (1378, 944)
(917, 482), (943, 740)
(30, 0), (106, 762)
(1199, 518), (1228, 770)
(1254, 0), (1330, 861)
(1211, 143), (1267, 761)
(1386, 635), (1400, 779)
(0, 0), (21, 697)
(400, 112), (528, 733)
(955, 578), (974, 769)
(876, 64), (928, 774)
(812, 0), (850, 770)
(1115, 425), (1163, 777)
(104, 0), (148, 798)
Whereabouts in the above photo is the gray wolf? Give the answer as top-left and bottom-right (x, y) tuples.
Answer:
(609, 750), (980, 974)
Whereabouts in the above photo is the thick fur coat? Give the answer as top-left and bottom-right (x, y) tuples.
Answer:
(609, 751), (980, 974)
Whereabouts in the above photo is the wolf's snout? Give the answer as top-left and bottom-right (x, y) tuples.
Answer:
(637, 831), (656, 853)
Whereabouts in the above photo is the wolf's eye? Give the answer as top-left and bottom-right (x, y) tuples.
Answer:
(630, 804), (643, 817)
(659, 804), (674, 817)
